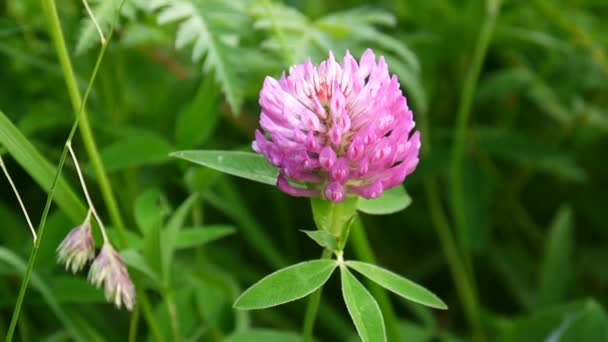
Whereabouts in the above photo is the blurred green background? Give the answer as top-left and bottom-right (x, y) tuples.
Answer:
(1, 0), (607, 341)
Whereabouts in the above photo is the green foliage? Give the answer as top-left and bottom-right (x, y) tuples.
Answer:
(2, 0), (608, 340)
(226, 329), (302, 342)
(340, 266), (386, 342)
(357, 186), (412, 215)
(0, 111), (86, 223)
(75, 0), (146, 54)
(310, 197), (359, 238)
(150, 0), (248, 113)
(498, 300), (608, 342)
(172, 150), (279, 185)
(537, 205), (573, 306)
(346, 261), (447, 310)
(301, 229), (338, 251)
(234, 260), (338, 310)
(99, 132), (173, 172)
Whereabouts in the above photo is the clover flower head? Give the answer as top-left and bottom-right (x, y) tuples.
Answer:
(253, 49), (421, 202)
(88, 244), (135, 311)
(56, 220), (95, 273)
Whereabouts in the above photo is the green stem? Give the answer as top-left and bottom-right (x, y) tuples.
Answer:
(416, 18), (485, 338)
(302, 248), (333, 342)
(35, 1), (163, 341)
(449, 0), (500, 272)
(447, 3), (499, 339)
(42, 0), (128, 246)
(165, 288), (181, 342)
(138, 290), (165, 342)
(349, 217), (400, 342)
(128, 302), (140, 342)
(424, 179), (484, 342)
(5, 5), (109, 337)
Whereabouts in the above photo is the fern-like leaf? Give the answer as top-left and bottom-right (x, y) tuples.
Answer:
(249, 1), (426, 111)
(75, 0), (145, 54)
(150, 0), (246, 114)
(249, 2), (419, 71)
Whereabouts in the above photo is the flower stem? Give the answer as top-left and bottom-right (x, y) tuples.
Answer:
(42, 0), (129, 247)
(164, 288), (181, 342)
(424, 179), (484, 341)
(447, 3), (500, 339)
(415, 14), (486, 337)
(302, 248), (332, 342)
(6, 1), (163, 341)
(449, 0), (501, 270)
(128, 302), (140, 342)
(349, 217), (400, 342)
(81, 0), (106, 45)
(5, 0), (111, 335)
(67, 142), (110, 243)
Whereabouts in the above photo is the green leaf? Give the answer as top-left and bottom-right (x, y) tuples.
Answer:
(191, 277), (233, 328)
(202, 178), (285, 269)
(234, 259), (338, 310)
(98, 133), (173, 172)
(151, 0), (246, 113)
(134, 188), (171, 234)
(161, 193), (199, 283)
(142, 203), (164, 277)
(0, 111), (87, 223)
(396, 320), (435, 342)
(301, 230), (337, 251)
(538, 205), (573, 306)
(175, 74), (220, 149)
(171, 150), (278, 185)
(357, 186), (412, 215)
(0, 248), (87, 340)
(498, 300), (608, 342)
(340, 266), (386, 342)
(477, 127), (587, 182)
(48, 276), (105, 303)
(174, 225), (235, 250)
(346, 261), (447, 309)
(226, 329), (303, 342)
(75, 0), (121, 54)
(460, 159), (492, 253)
(120, 249), (160, 283)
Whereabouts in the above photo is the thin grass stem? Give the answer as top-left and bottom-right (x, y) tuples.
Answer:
(0, 157), (37, 242)
(67, 142), (109, 243)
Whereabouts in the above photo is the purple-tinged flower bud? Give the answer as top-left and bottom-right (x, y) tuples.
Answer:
(330, 158), (350, 184)
(254, 49), (421, 202)
(347, 136), (365, 161)
(56, 219), (95, 273)
(88, 244), (135, 311)
(319, 146), (337, 170)
(324, 182), (345, 203)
